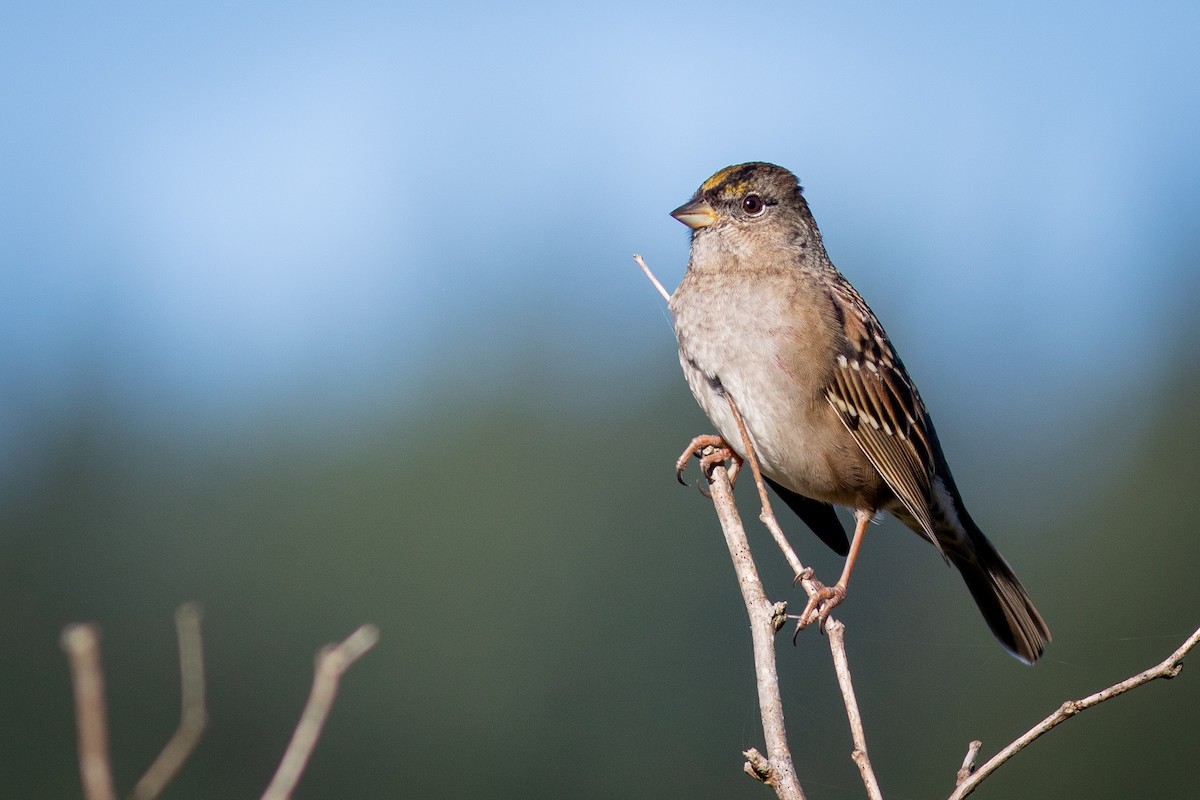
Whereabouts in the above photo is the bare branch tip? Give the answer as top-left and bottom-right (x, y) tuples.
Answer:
(175, 601), (204, 623)
(320, 624), (381, 672)
(61, 623), (99, 654)
(345, 623), (381, 653)
(632, 253), (671, 302)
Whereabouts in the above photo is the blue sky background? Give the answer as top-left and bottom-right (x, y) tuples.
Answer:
(3, 1), (1199, 461)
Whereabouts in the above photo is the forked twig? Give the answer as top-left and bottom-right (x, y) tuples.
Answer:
(949, 624), (1200, 799)
(63, 609), (380, 800)
(131, 603), (208, 800)
(706, 461), (805, 800)
(261, 624), (382, 800)
(684, 438), (887, 797)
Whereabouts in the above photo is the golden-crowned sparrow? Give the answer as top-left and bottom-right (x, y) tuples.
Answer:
(669, 162), (1050, 663)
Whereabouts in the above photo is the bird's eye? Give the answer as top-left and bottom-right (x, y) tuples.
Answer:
(742, 194), (765, 215)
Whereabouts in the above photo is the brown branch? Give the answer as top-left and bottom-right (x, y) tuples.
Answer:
(706, 461), (805, 800)
(826, 619), (883, 800)
(949, 624), (1200, 799)
(131, 603), (208, 800)
(718, 394), (879, 792)
(260, 624), (381, 800)
(61, 624), (118, 800)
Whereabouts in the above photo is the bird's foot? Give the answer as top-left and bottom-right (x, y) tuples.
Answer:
(792, 581), (846, 643)
(675, 434), (741, 489)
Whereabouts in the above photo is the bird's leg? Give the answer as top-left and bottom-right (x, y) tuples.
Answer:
(676, 434), (741, 489)
(795, 509), (872, 635)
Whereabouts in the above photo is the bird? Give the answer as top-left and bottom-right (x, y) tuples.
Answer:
(668, 161), (1050, 663)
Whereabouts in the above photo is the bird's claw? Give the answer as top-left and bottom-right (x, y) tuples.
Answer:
(675, 435), (741, 487)
(791, 581), (846, 644)
(791, 567), (814, 588)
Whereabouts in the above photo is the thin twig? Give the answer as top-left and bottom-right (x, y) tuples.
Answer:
(948, 624), (1200, 799)
(633, 254), (671, 302)
(707, 461), (805, 800)
(131, 603), (208, 800)
(826, 619), (883, 800)
(723, 393), (837, 634)
(62, 624), (118, 800)
(261, 624), (381, 800)
(722, 395), (820, 608)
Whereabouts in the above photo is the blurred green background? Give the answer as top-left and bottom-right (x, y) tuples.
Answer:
(3, 2), (1199, 798)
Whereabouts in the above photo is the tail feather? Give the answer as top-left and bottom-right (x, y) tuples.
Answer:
(947, 529), (1051, 664)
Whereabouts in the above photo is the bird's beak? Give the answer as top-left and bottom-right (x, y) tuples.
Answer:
(670, 198), (717, 230)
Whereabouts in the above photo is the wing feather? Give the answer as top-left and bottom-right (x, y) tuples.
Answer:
(823, 281), (942, 551)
